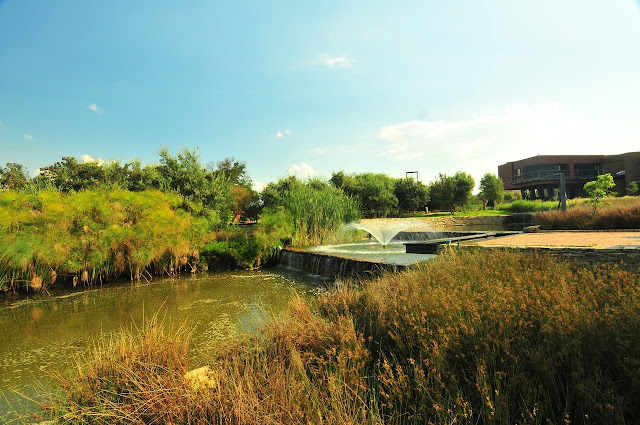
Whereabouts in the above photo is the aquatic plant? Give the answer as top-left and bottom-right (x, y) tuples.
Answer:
(0, 189), (214, 291)
(44, 250), (640, 424)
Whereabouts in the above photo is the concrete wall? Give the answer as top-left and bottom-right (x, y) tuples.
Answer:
(465, 245), (640, 267)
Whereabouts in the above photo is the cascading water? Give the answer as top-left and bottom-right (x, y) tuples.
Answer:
(345, 221), (413, 248)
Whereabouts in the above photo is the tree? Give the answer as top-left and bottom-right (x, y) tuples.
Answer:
(157, 147), (234, 224)
(210, 157), (251, 188)
(394, 178), (429, 213)
(428, 174), (457, 212)
(331, 172), (397, 218)
(0, 163), (28, 190)
(428, 172), (475, 212)
(453, 171), (475, 209)
(584, 173), (615, 216)
(627, 181), (639, 196)
(478, 172), (505, 208)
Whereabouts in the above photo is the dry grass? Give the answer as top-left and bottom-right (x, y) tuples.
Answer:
(535, 196), (640, 229)
(44, 250), (640, 424)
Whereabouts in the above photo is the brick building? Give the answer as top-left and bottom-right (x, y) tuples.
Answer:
(498, 152), (640, 200)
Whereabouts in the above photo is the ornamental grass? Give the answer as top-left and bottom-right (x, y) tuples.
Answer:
(44, 250), (640, 424)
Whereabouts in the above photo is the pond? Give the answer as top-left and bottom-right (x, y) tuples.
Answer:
(0, 268), (324, 421)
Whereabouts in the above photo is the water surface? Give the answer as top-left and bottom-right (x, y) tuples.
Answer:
(0, 268), (323, 420)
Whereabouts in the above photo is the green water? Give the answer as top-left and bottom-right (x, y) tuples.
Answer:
(0, 268), (323, 421)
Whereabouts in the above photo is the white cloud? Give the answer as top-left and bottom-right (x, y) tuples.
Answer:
(23, 134), (32, 141)
(321, 56), (353, 68)
(275, 129), (292, 139)
(81, 154), (105, 166)
(313, 146), (329, 155)
(89, 104), (101, 114)
(288, 163), (319, 180)
(376, 103), (637, 189)
(252, 181), (266, 192)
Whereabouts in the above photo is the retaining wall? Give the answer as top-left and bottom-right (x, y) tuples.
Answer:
(279, 247), (408, 280)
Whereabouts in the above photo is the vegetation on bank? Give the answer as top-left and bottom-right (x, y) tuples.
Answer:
(0, 189), (214, 292)
(534, 195), (640, 230)
(39, 250), (640, 424)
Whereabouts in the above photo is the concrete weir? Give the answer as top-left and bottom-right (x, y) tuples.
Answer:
(279, 247), (409, 280)
(279, 230), (519, 280)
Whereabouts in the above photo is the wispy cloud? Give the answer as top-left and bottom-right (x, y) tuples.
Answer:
(0, 122), (4, 127)
(275, 129), (292, 139)
(321, 56), (353, 69)
(312, 146), (329, 155)
(23, 134), (33, 141)
(375, 103), (619, 186)
(81, 154), (105, 166)
(89, 104), (102, 114)
(288, 162), (319, 180)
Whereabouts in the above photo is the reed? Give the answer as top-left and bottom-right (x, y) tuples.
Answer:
(44, 250), (640, 424)
(280, 181), (360, 246)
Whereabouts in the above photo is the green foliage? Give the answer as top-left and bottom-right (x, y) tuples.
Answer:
(499, 199), (556, 213)
(584, 173), (615, 216)
(0, 189), (209, 291)
(211, 157), (251, 188)
(263, 177), (360, 246)
(428, 171), (474, 212)
(157, 147), (234, 223)
(478, 172), (504, 206)
(394, 178), (429, 213)
(627, 180), (639, 196)
(0, 163), (28, 190)
(331, 171), (397, 218)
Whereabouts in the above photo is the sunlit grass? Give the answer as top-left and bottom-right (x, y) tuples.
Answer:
(42, 250), (640, 424)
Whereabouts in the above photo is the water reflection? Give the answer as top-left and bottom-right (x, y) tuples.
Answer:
(0, 268), (323, 420)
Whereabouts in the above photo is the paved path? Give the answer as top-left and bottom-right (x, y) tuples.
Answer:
(470, 230), (640, 250)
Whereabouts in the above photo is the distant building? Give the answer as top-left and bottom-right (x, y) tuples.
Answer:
(498, 152), (640, 200)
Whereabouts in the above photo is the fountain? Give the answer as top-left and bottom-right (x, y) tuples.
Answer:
(345, 221), (414, 248)
(279, 219), (517, 280)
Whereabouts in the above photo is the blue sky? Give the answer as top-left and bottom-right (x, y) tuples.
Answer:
(1, 1), (639, 190)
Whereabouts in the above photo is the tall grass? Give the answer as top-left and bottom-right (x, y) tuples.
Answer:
(0, 189), (213, 291)
(45, 250), (640, 424)
(535, 196), (640, 229)
(276, 182), (360, 246)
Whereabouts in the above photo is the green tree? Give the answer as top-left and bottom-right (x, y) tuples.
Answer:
(157, 147), (234, 224)
(428, 172), (475, 212)
(0, 163), (29, 190)
(330, 172), (397, 218)
(428, 174), (457, 212)
(394, 178), (430, 213)
(627, 181), (639, 196)
(478, 172), (505, 208)
(210, 157), (251, 188)
(453, 171), (475, 209)
(584, 173), (615, 216)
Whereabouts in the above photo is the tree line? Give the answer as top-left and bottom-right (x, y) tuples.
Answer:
(0, 147), (506, 220)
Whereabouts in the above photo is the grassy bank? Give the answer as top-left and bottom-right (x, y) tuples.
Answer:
(42, 250), (640, 424)
(0, 189), (214, 291)
(535, 196), (640, 229)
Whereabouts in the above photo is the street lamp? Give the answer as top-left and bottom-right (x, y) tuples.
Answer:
(406, 171), (418, 181)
